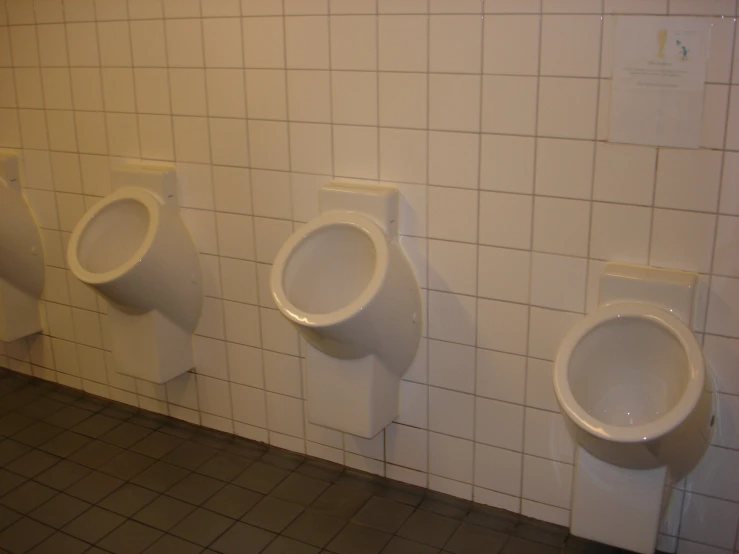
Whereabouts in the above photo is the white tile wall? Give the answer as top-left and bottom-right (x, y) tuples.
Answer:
(1, 1), (739, 551)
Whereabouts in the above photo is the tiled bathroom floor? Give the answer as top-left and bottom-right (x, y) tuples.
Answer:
(0, 368), (644, 554)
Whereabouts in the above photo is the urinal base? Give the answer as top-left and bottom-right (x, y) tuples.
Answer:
(0, 279), (41, 342)
(571, 447), (667, 554)
(305, 344), (400, 439)
(108, 305), (195, 384)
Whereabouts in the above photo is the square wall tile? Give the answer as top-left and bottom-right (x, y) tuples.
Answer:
(379, 15), (428, 72)
(386, 424), (428, 472)
(243, 17), (286, 69)
(169, 69), (207, 116)
(527, 307), (582, 361)
(679, 493), (739, 550)
(165, 19), (204, 67)
(207, 69), (247, 118)
(522, 455), (573, 510)
(245, 69), (287, 120)
(379, 72), (427, 129)
(533, 197), (590, 257)
(650, 209), (716, 274)
(289, 122), (333, 175)
(332, 125), (378, 179)
(429, 432), (474, 483)
(248, 120), (290, 171)
(540, 15), (601, 77)
(429, 187), (478, 243)
(287, 70), (331, 122)
(479, 191), (532, 250)
(331, 15), (377, 70)
(429, 387), (474, 440)
(593, 142), (657, 205)
(474, 444), (522, 497)
(429, 240), (477, 296)
(428, 339), (476, 394)
(67, 23), (100, 67)
(477, 298), (529, 355)
(475, 398), (524, 451)
(380, 129), (427, 184)
(476, 349), (526, 404)
(429, 74), (482, 132)
(428, 132), (480, 189)
(478, 246), (531, 304)
(331, 71), (377, 125)
(706, 277), (739, 338)
(524, 408), (574, 463)
(526, 358), (558, 412)
(530, 253), (587, 312)
(428, 291), (477, 346)
(538, 77), (598, 139)
(480, 135), (535, 194)
(483, 15), (540, 76)
(429, 15), (482, 73)
(203, 18), (243, 68)
(534, 138), (594, 199)
(655, 148), (722, 213)
(590, 202), (651, 264)
(482, 76), (537, 135)
(713, 216), (739, 277)
(285, 16), (330, 69)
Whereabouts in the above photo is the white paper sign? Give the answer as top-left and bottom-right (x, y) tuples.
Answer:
(609, 17), (710, 149)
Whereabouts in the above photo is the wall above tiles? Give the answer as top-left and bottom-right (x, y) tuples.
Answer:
(1, 0), (739, 552)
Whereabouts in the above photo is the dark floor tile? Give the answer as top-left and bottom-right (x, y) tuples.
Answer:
(513, 518), (568, 547)
(0, 440), (31, 466)
(0, 517), (54, 553)
(169, 508), (234, 547)
(444, 522), (508, 554)
(282, 508), (346, 548)
(29, 493), (91, 529)
(161, 441), (218, 471)
(261, 450), (305, 471)
(26, 531), (89, 554)
(33, 458), (92, 492)
(420, 491), (471, 520)
(203, 484), (263, 520)
(312, 485), (372, 519)
(99, 422), (153, 449)
(5, 449), (60, 478)
(62, 506), (125, 544)
(130, 432), (183, 459)
(66, 471), (124, 504)
(352, 496), (414, 533)
(197, 452), (252, 482)
(562, 536), (618, 553)
(166, 472), (224, 505)
(0, 506), (21, 532)
(232, 462), (290, 494)
(0, 412), (34, 436)
(17, 397), (65, 420)
(68, 439), (124, 469)
(131, 461), (191, 494)
(381, 536), (441, 554)
(326, 522), (392, 554)
(263, 536), (320, 554)
(270, 473), (329, 506)
(209, 522), (274, 554)
(97, 520), (164, 554)
(0, 480), (56, 514)
(70, 413), (121, 438)
(242, 496), (304, 533)
(376, 480), (426, 507)
(99, 483), (159, 517)
(0, 469), (25, 497)
(37, 430), (92, 458)
(133, 495), (197, 532)
(142, 534), (202, 554)
(11, 421), (63, 447)
(397, 510), (461, 548)
(501, 536), (558, 554)
(100, 450), (156, 481)
(44, 405), (93, 429)
(464, 506), (518, 534)
(294, 459), (343, 484)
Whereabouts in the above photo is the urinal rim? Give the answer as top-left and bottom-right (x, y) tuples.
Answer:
(270, 211), (389, 328)
(67, 186), (160, 285)
(553, 301), (705, 444)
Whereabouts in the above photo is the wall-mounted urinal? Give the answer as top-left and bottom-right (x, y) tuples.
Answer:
(270, 182), (422, 438)
(67, 164), (203, 384)
(0, 153), (45, 342)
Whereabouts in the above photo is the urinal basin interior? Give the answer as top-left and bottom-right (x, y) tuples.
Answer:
(283, 223), (377, 315)
(76, 198), (151, 275)
(568, 316), (690, 429)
